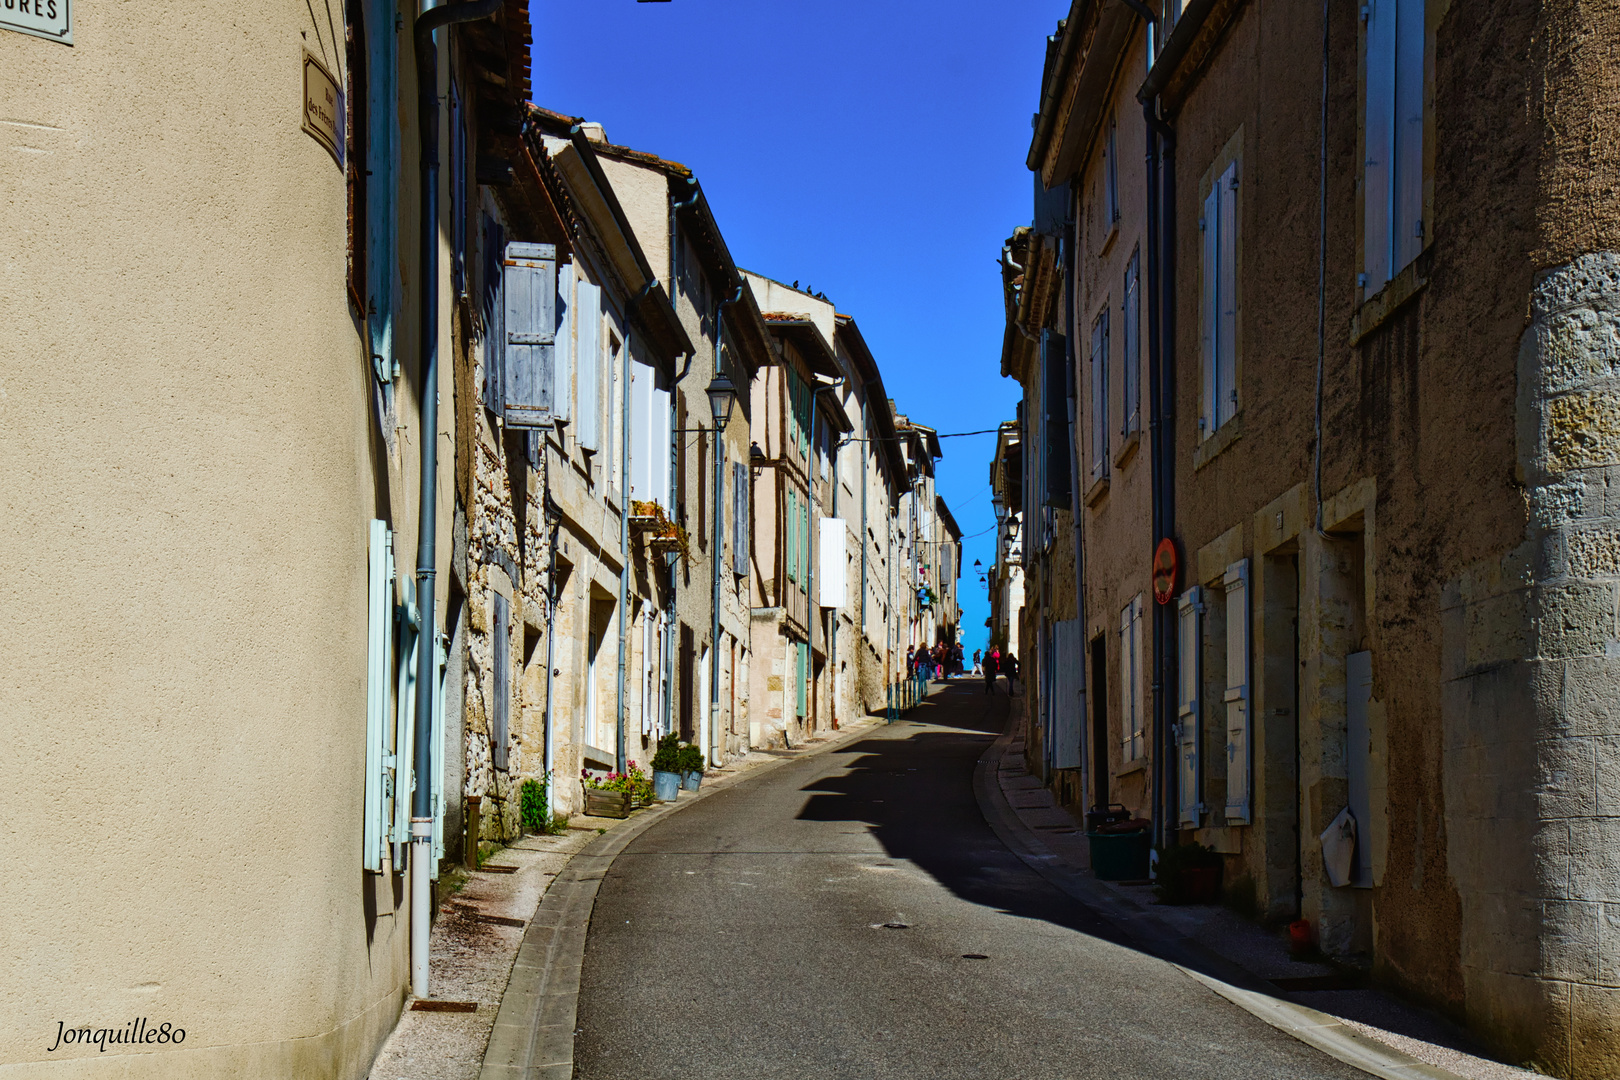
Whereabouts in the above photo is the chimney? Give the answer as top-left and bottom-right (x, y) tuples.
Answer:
(578, 121), (608, 144)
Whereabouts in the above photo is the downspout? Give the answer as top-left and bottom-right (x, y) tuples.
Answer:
(410, 0), (500, 1002)
(617, 299), (644, 774)
(710, 286), (743, 767)
(1140, 89), (1177, 852)
(542, 482), (559, 798)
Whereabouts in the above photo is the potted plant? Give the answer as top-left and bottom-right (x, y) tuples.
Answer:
(651, 734), (682, 802)
(1153, 842), (1224, 904)
(676, 743), (706, 791)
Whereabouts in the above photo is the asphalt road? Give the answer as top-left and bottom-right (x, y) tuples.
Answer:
(574, 684), (1367, 1079)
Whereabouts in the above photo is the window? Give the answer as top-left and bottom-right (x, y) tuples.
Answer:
(1122, 248), (1141, 438)
(1104, 116), (1120, 227)
(1089, 308), (1110, 482)
(1200, 159), (1239, 438)
(787, 488), (799, 584)
(1363, 0), (1425, 292)
(449, 79), (466, 299)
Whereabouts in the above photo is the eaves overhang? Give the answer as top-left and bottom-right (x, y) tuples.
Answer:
(761, 316), (840, 379)
(1139, 0), (1240, 113)
(1038, 0), (1144, 188)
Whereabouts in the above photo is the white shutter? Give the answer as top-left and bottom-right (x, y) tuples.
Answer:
(575, 278), (602, 451)
(1217, 162), (1238, 427)
(819, 518), (847, 608)
(1393, 0), (1425, 275)
(629, 347), (655, 502)
(491, 592), (510, 771)
(1090, 313), (1107, 479)
(364, 521), (394, 872)
(1177, 586), (1203, 827)
(502, 242), (556, 428)
(1224, 559), (1252, 823)
(1364, 0), (1397, 289)
(1346, 650), (1374, 885)
(553, 261), (573, 423)
(1200, 185), (1220, 438)
(1123, 250), (1140, 436)
(391, 580), (420, 857)
(1119, 601), (1141, 762)
(1052, 618), (1082, 770)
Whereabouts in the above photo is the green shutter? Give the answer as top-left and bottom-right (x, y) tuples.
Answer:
(391, 578), (420, 856)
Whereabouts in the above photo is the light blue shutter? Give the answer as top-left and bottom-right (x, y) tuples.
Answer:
(502, 241), (556, 429)
(492, 592), (510, 771)
(734, 461), (749, 574)
(1177, 587), (1203, 827)
(365, 521), (394, 872)
(1364, 0), (1397, 289)
(796, 642), (809, 717)
(1052, 619), (1082, 770)
(1393, 0), (1425, 275)
(1217, 163), (1239, 428)
(576, 278), (602, 451)
(1224, 559), (1252, 824)
(1090, 312), (1108, 479)
(553, 261), (573, 424)
(392, 579), (420, 857)
(787, 489), (798, 583)
(430, 631), (448, 873)
(1200, 185), (1220, 438)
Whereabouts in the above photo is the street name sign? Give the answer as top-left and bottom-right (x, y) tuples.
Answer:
(302, 49), (344, 168)
(1, 0), (71, 44)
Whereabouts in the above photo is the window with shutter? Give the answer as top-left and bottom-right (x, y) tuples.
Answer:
(502, 242), (556, 429)
(1123, 248), (1141, 437)
(575, 278), (602, 451)
(1177, 587), (1204, 827)
(392, 578), (420, 856)
(1200, 161), (1240, 437)
(1119, 597), (1143, 762)
(364, 520), (394, 872)
(492, 592), (510, 771)
(1090, 311), (1109, 481)
(482, 217), (506, 418)
(1363, 0), (1426, 291)
(1105, 117), (1120, 226)
(1223, 559), (1251, 823)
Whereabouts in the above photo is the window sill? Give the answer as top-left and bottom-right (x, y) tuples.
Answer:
(1350, 245), (1432, 345)
(1098, 221), (1120, 259)
(1114, 428), (1141, 469)
(1113, 755), (1149, 778)
(1193, 411), (1244, 471)
(1084, 471), (1110, 507)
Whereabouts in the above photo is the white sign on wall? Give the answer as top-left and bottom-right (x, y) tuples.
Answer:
(818, 518), (846, 609)
(2, 0), (71, 44)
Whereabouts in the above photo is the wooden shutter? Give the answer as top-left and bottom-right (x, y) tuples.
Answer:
(1346, 650), (1374, 885)
(1123, 249), (1140, 436)
(786, 488), (798, 583)
(575, 278), (602, 451)
(1090, 314), (1108, 480)
(482, 217), (505, 417)
(1118, 602), (1138, 761)
(734, 461), (749, 575)
(553, 261), (573, 423)
(1393, 0), (1425, 275)
(803, 498), (812, 591)
(391, 579), (420, 854)
(365, 520), (394, 872)
(1042, 329), (1072, 509)
(503, 242), (556, 429)
(492, 592), (510, 771)
(1364, 0), (1397, 289)
(796, 642), (809, 717)
(1217, 162), (1238, 428)
(1200, 185), (1219, 438)
(429, 630), (447, 872)
(1052, 619), (1082, 770)
(1224, 559), (1252, 823)
(1177, 586), (1204, 827)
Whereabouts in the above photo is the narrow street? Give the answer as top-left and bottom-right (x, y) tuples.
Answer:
(574, 685), (1367, 1080)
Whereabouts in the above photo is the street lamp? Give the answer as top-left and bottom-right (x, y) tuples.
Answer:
(706, 372), (738, 427)
(991, 492), (1005, 525)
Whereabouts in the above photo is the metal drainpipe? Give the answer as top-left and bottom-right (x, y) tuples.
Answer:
(542, 483), (559, 801)
(709, 286), (742, 767)
(410, 0), (500, 1002)
(617, 303), (642, 774)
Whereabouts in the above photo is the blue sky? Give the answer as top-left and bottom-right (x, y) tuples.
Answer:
(531, 0), (1060, 654)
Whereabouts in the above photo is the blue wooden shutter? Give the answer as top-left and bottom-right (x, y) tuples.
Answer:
(1393, 0), (1425, 275)
(1042, 329), (1071, 508)
(430, 630), (448, 873)
(1224, 559), (1252, 823)
(1123, 249), (1140, 436)
(734, 461), (748, 575)
(1177, 587), (1203, 826)
(502, 241), (557, 429)
(1052, 619), (1082, 770)
(482, 217), (505, 417)
(391, 578), (420, 856)
(1090, 315), (1107, 481)
(553, 261), (574, 424)
(1200, 185), (1219, 438)
(575, 278), (602, 451)
(492, 592), (510, 771)
(1217, 162), (1239, 428)
(796, 642), (809, 717)
(1364, 0), (1397, 290)
(365, 521), (394, 872)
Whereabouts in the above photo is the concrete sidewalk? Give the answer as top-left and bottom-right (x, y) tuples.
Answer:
(366, 717), (884, 1080)
(977, 692), (1535, 1080)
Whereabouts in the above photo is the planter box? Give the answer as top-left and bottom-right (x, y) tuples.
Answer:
(1179, 866), (1222, 904)
(584, 788), (631, 819)
(1086, 830), (1150, 881)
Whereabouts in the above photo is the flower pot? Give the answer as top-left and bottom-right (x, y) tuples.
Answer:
(680, 769), (703, 792)
(652, 770), (681, 802)
(584, 788), (631, 819)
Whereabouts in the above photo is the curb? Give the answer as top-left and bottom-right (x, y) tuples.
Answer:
(477, 718), (886, 1080)
(971, 727), (1469, 1080)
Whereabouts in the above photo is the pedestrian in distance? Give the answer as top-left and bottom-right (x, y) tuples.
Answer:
(972, 649), (983, 676)
(1004, 652), (1020, 696)
(984, 647), (1000, 695)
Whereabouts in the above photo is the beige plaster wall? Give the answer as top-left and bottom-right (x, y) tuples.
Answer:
(0, 2), (428, 1075)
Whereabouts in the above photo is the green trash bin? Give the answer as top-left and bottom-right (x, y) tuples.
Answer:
(1086, 829), (1151, 880)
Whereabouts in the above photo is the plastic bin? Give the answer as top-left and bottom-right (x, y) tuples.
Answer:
(1086, 829), (1151, 881)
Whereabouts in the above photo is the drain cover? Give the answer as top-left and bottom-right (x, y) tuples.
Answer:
(880, 921), (909, 930)
(961, 954), (989, 960)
